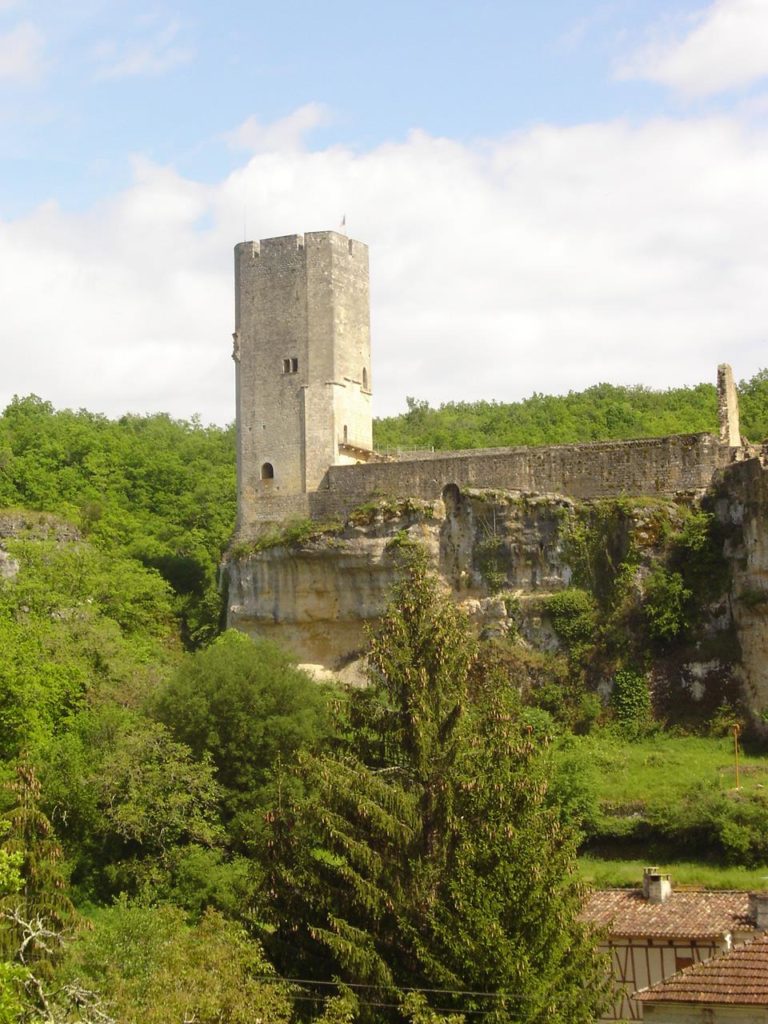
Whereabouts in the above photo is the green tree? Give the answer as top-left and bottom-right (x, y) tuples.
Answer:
(265, 545), (609, 1023)
(58, 900), (294, 1024)
(153, 631), (335, 842)
(0, 396), (236, 648)
(0, 826), (24, 1024)
(41, 706), (223, 902)
(643, 567), (691, 642)
(0, 763), (77, 1019)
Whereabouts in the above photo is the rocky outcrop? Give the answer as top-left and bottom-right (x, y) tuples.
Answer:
(0, 511), (82, 583)
(225, 465), (768, 717)
(226, 505), (441, 683)
(0, 511), (81, 542)
(714, 456), (768, 713)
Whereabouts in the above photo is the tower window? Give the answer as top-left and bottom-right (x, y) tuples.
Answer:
(261, 462), (274, 480)
(343, 425), (349, 443)
(362, 367), (368, 390)
(282, 357), (299, 374)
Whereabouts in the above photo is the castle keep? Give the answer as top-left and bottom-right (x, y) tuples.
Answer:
(234, 231), (742, 536)
(233, 232), (372, 533)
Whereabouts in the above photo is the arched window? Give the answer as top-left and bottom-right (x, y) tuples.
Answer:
(261, 462), (274, 480)
(362, 367), (368, 390)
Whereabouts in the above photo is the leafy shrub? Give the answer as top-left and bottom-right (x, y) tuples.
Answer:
(573, 692), (602, 735)
(657, 786), (768, 867)
(708, 701), (743, 738)
(643, 567), (691, 642)
(549, 739), (601, 833)
(475, 536), (507, 594)
(611, 669), (652, 738)
(59, 900), (294, 1024)
(544, 588), (598, 652)
(153, 631), (334, 832)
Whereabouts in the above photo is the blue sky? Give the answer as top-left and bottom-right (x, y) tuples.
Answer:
(2, 0), (768, 423)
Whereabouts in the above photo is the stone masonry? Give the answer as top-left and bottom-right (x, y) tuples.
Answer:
(233, 231), (743, 537)
(234, 231), (373, 534)
(718, 362), (741, 447)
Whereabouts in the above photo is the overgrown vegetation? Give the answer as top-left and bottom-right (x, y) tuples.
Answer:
(0, 396), (236, 648)
(552, 733), (768, 868)
(262, 545), (610, 1022)
(1, 377), (767, 1021)
(229, 518), (344, 558)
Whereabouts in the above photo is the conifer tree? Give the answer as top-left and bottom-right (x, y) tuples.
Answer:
(265, 543), (609, 1023)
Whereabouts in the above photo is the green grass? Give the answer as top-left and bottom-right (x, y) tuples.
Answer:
(555, 731), (768, 874)
(579, 856), (768, 890)
(565, 731), (768, 808)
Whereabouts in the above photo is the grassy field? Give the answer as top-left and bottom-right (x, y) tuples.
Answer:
(561, 731), (768, 808)
(554, 730), (768, 879)
(579, 856), (768, 890)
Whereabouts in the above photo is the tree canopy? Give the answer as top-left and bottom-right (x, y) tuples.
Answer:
(373, 370), (768, 451)
(264, 544), (609, 1023)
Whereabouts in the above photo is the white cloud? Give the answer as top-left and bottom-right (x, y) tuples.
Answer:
(619, 0), (768, 98)
(0, 21), (43, 81)
(1, 109), (768, 425)
(93, 20), (193, 80)
(226, 103), (331, 153)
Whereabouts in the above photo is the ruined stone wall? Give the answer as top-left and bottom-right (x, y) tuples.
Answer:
(238, 432), (731, 532)
(233, 229), (741, 538)
(718, 362), (741, 447)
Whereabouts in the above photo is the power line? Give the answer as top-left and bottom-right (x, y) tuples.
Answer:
(250, 974), (527, 1001)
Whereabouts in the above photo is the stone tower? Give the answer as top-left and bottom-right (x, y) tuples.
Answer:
(233, 231), (373, 532)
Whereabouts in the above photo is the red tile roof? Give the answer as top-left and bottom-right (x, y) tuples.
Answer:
(582, 888), (755, 940)
(636, 934), (768, 1005)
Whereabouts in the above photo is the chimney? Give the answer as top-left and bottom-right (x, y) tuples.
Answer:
(643, 867), (672, 904)
(749, 892), (768, 930)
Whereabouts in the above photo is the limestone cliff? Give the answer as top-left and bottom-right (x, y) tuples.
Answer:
(714, 457), (768, 713)
(226, 503), (441, 683)
(225, 462), (768, 719)
(0, 511), (82, 581)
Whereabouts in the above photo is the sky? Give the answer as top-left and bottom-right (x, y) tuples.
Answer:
(1, 0), (768, 425)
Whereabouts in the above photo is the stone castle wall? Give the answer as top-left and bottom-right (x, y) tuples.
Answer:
(239, 432), (732, 531)
(232, 230), (741, 536)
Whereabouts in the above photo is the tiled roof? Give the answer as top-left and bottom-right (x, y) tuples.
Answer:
(636, 934), (768, 1005)
(581, 888), (755, 940)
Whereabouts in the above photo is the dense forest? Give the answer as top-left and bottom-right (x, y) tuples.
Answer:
(0, 372), (767, 1022)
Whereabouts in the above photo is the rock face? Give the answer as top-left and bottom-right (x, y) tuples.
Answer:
(0, 512), (81, 583)
(226, 491), (581, 679)
(225, 463), (768, 716)
(226, 506), (441, 683)
(714, 457), (768, 712)
(0, 511), (80, 542)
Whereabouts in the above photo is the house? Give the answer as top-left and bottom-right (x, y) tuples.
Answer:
(635, 932), (768, 1022)
(581, 869), (766, 1021)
